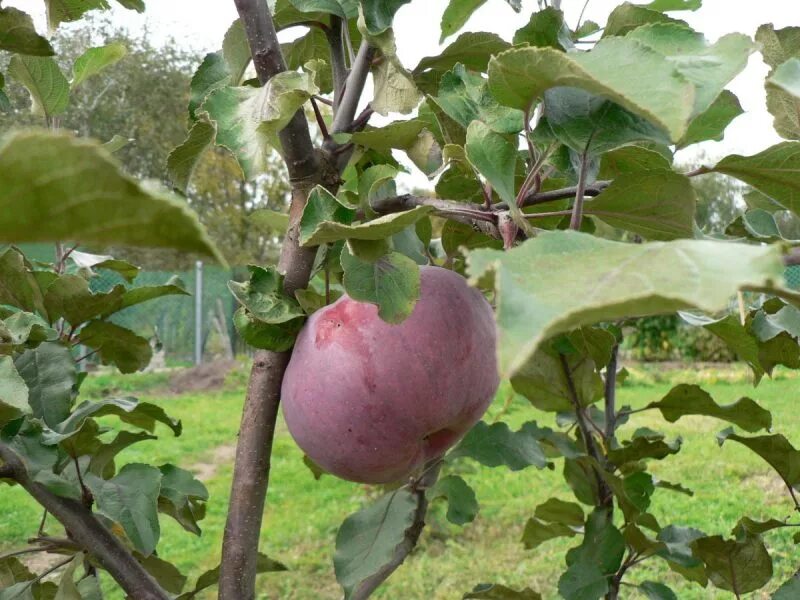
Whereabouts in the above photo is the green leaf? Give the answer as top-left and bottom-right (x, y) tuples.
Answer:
(303, 202), (432, 247)
(677, 90), (743, 148)
(0, 357), (29, 426)
(718, 429), (800, 487)
(598, 145), (672, 179)
(222, 19), (251, 86)
(648, 384), (771, 432)
(189, 52), (230, 121)
(137, 555), (187, 595)
(53, 554), (82, 600)
(1, 311), (54, 349)
(0, 247), (46, 316)
(71, 42), (126, 89)
(642, 0), (701, 10)
(539, 87), (671, 157)
(158, 464), (208, 535)
(534, 497), (584, 527)
(167, 120), (216, 193)
(756, 24), (800, 140)
(449, 421), (547, 470)
(488, 39), (694, 141)
(118, 277), (189, 311)
(429, 474), (478, 525)
(78, 320), (152, 374)
(250, 208), (289, 233)
(433, 64), (524, 134)
(203, 70), (318, 179)
(69, 250), (139, 282)
(351, 120), (442, 175)
(626, 24), (755, 118)
(711, 143), (800, 214)
(585, 170), (696, 240)
(639, 581), (678, 600)
(465, 120), (517, 205)
(511, 344), (603, 412)
(0, 7), (54, 56)
(414, 32), (509, 76)
(752, 303), (800, 341)
(89, 430), (156, 478)
(86, 463), (162, 556)
(440, 0), (485, 43)
(334, 488), (418, 599)
(608, 435), (681, 466)
(513, 7), (570, 49)
(176, 553), (286, 600)
(44, 396), (181, 444)
(467, 231), (783, 378)
(299, 186), (356, 246)
(14, 342), (75, 427)
(290, 0), (357, 19)
(464, 583), (542, 599)
(8, 55), (69, 117)
(691, 534), (772, 594)
(228, 266), (305, 324)
(767, 58), (800, 139)
(603, 3), (685, 37)
(774, 574), (800, 599)
(340, 246), (419, 323)
(233, 306), (303, 352)
(521, 517), (577, 550)
(360, 0), (411, 36)
(567, 508), (625, 575)
(43, 275), (126, 325)
(370, 35), (421, 116)
(0, 131), (223, 262)
(44, 0), (109, 30)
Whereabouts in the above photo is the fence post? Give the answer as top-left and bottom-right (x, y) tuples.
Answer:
(194, 260), (203, 366)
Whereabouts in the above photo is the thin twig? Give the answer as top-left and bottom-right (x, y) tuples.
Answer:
(310, 97), (330, 140)
(604, 345), (619, 443)
(570, 150), (591, 230)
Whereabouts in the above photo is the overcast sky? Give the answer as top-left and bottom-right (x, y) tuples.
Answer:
(8, 0), (796, 182)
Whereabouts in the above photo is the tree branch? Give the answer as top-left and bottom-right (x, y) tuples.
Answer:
(222, 2), (324, 599)
(351, 461), (443, 600)
(330, 40), (376, 134)
(370, 194), (501, 238)
(604, 344), (619, 443)
(570, 151), (591, 230)
(493, 181), (608, 211)
(326, 17), (347, 111)
(0, 443), (169, 600)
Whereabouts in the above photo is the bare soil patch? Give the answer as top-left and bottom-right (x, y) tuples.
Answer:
(169, 359), (237, 394)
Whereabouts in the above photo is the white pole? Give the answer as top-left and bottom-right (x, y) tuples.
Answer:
(194, 260), (203, 365)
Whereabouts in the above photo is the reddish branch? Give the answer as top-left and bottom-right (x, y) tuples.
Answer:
(0, 443), (169, 600)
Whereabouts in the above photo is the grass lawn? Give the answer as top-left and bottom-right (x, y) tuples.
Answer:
(2, 365), (799, 599)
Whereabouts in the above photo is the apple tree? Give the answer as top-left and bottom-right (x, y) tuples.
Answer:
(3, 0), (800, 599)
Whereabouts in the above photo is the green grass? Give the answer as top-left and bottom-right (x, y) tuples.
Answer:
(2, 369), (800, 598)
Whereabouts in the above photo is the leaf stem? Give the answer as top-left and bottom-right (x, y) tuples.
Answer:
(570, 151), (591, 230)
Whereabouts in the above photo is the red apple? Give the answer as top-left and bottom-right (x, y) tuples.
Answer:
(281, 265), (499, 484)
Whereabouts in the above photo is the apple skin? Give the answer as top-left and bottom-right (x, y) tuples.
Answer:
(281, 266), (499, 484)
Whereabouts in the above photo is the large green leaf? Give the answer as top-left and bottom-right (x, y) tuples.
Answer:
(0, 131), (223, 262)
(43, 275), (126, 325)
(290, 0), (357, 19)
(8, 55), (69, 117)
(0, 7), (54, 56)
(648, 384), (771, 432)
(71, 43), (127, 89)
(228, 266), (305, 324)
(350, 120), (442, 174)
(340, 246), (419, 323)
(86, 463), (162, 556)
(626, 24), (755, 117)
(203, 70), (318, 179)
(449, 421), (547, 470)
(774, 575), (800, 599)
(0, 357), (29, 426)
(585, 169), (696, 240)
(232, 307), (303, 352)
(711, 142), (800, 214)
(14, 342), (75, 427)
(467, 231), (783, 378)
(334, 488), (418, 599)
(677, 90), (743, 148)
(117, 277), (189, 311)
(512, 6), (570, 49)
(188, 52), (229, 121)
(718, 429), (800, 488)
(433, 64), (523, 134)
(0, 247), (46, 316)
(522, 517), (577, 550)
(603, 3), (684, 37)
(78, 320), (152, 374)
(643, 0), (701, 10)
(158, 464), (208, 535)
(756, 24), (800, 140)
(769, 58), (800, 102)
(464, 584), (542, 599)
(414, 31), (509, 77)
(369, 30), (421, 115)
(691, 534), (772, 594)
(539, 87), (671, 157)
(488, 38), (694, 140)
(360, 0), (412, 35)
